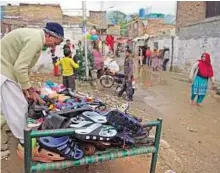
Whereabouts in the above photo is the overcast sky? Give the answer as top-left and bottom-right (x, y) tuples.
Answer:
(0, 0), (177, 16)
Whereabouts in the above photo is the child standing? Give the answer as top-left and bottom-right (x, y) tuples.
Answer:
(56, 49), (79, 91)
(118, 49), (134, 101)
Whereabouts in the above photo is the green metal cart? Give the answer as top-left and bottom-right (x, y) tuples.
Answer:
(24, 118), (162, 173)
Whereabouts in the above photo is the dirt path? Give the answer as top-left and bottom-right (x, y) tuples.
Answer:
(133, 66), (220, 173)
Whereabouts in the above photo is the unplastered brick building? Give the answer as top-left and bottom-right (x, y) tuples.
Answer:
(127, 17), (175, 39)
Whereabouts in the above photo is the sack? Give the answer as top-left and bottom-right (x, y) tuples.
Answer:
(104, 59), (119, 73)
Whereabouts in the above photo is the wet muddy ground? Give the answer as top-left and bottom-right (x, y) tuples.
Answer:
(1, 59), (220, 173)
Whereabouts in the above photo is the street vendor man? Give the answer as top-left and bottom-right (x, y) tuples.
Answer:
(0, 22), (64, 151)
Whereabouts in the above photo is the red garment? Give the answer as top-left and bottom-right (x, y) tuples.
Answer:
(53, 65), (59, 76)
(146, 50), (152, 57)
(106, 35), (114, 51)
(198, 53), (214, 78)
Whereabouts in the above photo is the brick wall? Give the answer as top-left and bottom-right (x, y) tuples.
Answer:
(107, 25), (120, 36)
(128, 18), (174, 37)
(89, 11), (107, 29)
(144, 19), (175, 36)
(62, 15), (82, 25)
(176, 1), (206, 27)
(4, 6), (20, 16)
(62, 15), (96, 27)
(3, 6), (26, 30)
(3, 4), (63, 27)
(19, 4), (63, 25)
(128, 19), (144, 37)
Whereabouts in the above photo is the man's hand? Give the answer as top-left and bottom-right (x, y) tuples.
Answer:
(23, 89), (31, 99)
(23, 87), (45, 104)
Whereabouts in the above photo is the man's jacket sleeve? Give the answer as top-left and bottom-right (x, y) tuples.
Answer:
(13, 39), (42, 89)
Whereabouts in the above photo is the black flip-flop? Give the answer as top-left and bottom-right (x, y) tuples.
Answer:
(40, 114), (71, 130)
(28, 102), (48, 119)
(49, 108), (93, 118)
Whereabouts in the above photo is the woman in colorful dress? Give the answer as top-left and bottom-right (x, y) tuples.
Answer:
(189, 53), (215, 106)
(92, 45), (104, 78)
(151, 48), (159, 71)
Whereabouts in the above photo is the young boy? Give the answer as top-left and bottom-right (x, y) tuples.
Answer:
(118, 49), (134, 101)
(56, 49), (79, 91)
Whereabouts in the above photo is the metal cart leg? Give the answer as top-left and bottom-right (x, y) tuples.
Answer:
(150, 118), (163, 173)
(24, 128), (32, 173)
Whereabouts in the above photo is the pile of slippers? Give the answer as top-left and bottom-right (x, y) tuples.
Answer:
(24, 81), (153, 162)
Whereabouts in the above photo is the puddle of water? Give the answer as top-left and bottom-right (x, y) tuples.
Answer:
(134, 66), (167, 89)
(118, 59), (167, 89)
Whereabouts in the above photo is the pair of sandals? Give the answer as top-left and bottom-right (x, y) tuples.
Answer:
(54, 99), (106, 112)
(33, 107), (81, 159)
(59, 89), (107, 111)
(69, 109), (147, 147)
(38, 136), (84, 160)
(70, 111), (117, 142)
(105, 109), (144, 135)
(103, 109), (150, 146)
(68, 111), (117, 151)
(17, 143), (65, 163)
(55, 100), (89, 110)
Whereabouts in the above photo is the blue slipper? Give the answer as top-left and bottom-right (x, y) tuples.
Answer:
(38, 136), (84, 160)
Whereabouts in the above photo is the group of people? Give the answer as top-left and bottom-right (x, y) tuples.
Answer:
(139, 46), (216, 105)
(52, 38), (116, 89)
(138, 46), (170, 71)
